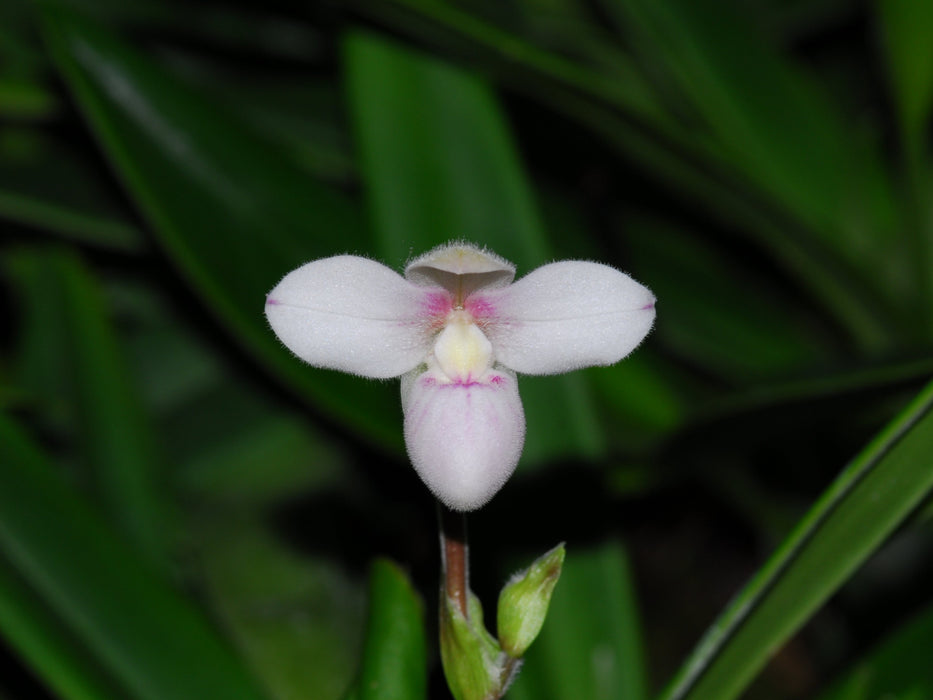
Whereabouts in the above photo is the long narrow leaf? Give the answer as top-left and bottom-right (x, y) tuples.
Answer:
(8, 248), (166, 565)
(0, 414), (268, 700)
(196, 520), (365, 700)
(626, 214), (837, 381)
(602, 0), (905, 316)
(345, 559), (427, 700)
(876, 0), (933, 333)
(877, 0), (933, 158)
(0, 558), (123, 700)
(0, 190), (142, 253)
(660, 378), (933, 700)
(0, 129), (143, 253)
(55, 250), (167, 565)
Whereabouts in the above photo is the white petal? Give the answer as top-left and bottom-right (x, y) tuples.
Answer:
(483, 261), (655, 375)
(265, 256), (432, 379)
(401, 368), (525, 511)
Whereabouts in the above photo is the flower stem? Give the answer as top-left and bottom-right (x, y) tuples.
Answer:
(438, 502), (469, 618)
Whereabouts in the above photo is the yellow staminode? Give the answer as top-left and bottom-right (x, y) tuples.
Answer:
(434, 315), (493, 382)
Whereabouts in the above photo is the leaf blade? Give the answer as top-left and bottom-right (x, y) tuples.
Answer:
(878, 0), (933, 156)
(0, 414), (268, 700)
(0, 558), (124, 700)
(660, 378), (933, 700)
(346, 559), (427, 700)
(56, 250), (167, 565)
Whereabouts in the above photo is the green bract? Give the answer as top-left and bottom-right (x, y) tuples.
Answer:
(440, 591), (506, 700)
(497, 544), (566, 658)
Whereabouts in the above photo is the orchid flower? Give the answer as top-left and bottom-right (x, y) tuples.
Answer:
(265, 242), (655, 511)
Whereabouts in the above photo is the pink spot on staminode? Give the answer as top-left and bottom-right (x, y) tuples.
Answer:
(266, 297), (280, 306)
(489, 375), (505, 386)
(641, 302), (655, 310)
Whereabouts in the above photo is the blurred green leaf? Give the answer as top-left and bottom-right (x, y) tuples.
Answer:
(878, 0), (933, 157)
(0, 77), (57, 119)
(352, 0), (901, 348)
(344, 31), (550, 267)
(344, 559), (427, 700)
(0, 127), (144, 253)
(766, 0), (854, 40)
(0, 0), (46, 77)
(0, 558), (123, 700)
(5, 248), (74, 434)
(97, 274), (365, 699)
(0, 414), (268, 700)
(99, 272), (348, 509)
(0, 188), (142, 252)
(348, 0), (667, 123)
(602, 0), (839, 226)
(660, 377), (933, 700)
(119, 292), (344, 508)
(508, 541), (646, 700)
(58, 0), (325, 62)
(7, 248), (167, 565)
(592, 354), (687, 442)
(690, 356), (933, 429)
(161, 54), (355, 185)
(109, 279), (226, 417)
(818, 600), (933, 700)
(343, 30), (603, 466)
(174, 392), (342, 508)
(876, 0), (933, 332)
(196, 520), (365, 700)
(40, 0), (171, 25)
(626, 214), (838, 381)
(55, 249), (167, 565)
(40, 4), (403, 451)
(601, 0), (905, 338)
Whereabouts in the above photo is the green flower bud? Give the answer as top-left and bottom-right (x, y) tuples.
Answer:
(497, 543), (566, 657)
